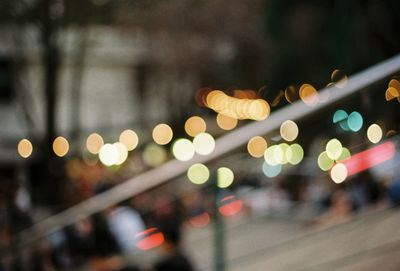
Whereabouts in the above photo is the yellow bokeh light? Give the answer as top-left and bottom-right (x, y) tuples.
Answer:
(217, 167), (234, 188)
(280, 120), (299, 142)
(216, 113), (238, 130)
(172, 138), (195, 161)
(187, 163), (210, 185)
(264, 145), (280, 166)
(337, 147), (351, 162)
(185, 116), (206, 137)
(389, 79), (400, 90)
(99, 143), (118, 166)
(53, 136), (69, 157)
(143, 143), (167, 167)
(276, 143), (289, 164)
(113, 142), (128, 165)
(286, 144), (304, 165)
(367, 124), (383, 144)
(326, 138), (342, 160)
(300, 84), (319, 106)
(18, 139), (33, 158)
(86, 133), (104, 154)
(248, 99), (270, 121)
(317, 151), (334, 171)
(193, 133), (215, 155)
(152, 124), (173, 145)
(119, 129), (139, 151)
(330, 163), (348, 184)
(247, 136), (268, 158)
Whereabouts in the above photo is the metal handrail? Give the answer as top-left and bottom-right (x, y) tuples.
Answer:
(17, 54), (400, 247)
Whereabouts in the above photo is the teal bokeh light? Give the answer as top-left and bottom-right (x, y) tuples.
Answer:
(333, 109), (350, 131)
(333, 110), (348, 123)
(347, 111), (363, 132)
(262, 162), (282, 178)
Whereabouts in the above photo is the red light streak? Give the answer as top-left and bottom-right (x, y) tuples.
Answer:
(342, 141), (396, 176)
(136, 228), (165, 250)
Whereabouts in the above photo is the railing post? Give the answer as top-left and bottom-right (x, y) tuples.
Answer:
(213, 173), (225, 271)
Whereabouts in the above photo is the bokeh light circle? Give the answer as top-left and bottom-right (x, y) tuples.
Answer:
(99, 143), (118, 166)
(337, 147), (351, 162)
(153, 124), (173, 145)
(216, 113), (238, 130)
(347, 111), (363, 132)
(326, 139), (342, 160)
(18, 139), (33, 158)
(262, 162), (282, 178)
(330, 163), (348, 184)
(217, 167), (234, 188)
(185, 116), (206, 137)
(143, 143), (167, 167)
(247, 136), (268, 158)
(53, 136), (69, 157)
(187, 163), (210, 185)
(172, 139), (195, 161)
(193, 133), (215, 155)
(86, 133), (104, 154)
(113, 142), (128, 165)
(367, 124), (383, 144)
(286, 144), (304, 165)
(317, 151), (334, 171)
(280, 120), (299, 142)
(264, 145), (280, 166)
(119, 129), (139, 151)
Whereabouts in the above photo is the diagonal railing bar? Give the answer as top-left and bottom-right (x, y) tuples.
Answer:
(17, 54), (400, 247)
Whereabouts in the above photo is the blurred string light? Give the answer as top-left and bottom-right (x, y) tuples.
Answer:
(185, 116), (206, 137)
(330, 163), (348, 183)
(187, 163), (210, 185)
(280, 120), (299, 142)
(86, 133), (104, 154)
(331, 69), (348, 88)
(247, 136), (268, 158)
(219, 195), (242, 217)
(119, 129), (139, 151)
(172, 138), (195, 161)
(299, 84), (319, 106)
(193, 133), (215, 155)
(385, 79), (400, 102)
(143, 143), (167, 167)
(206, 90), (270, 121)
(53, 136), (69, 157)
(152, 123), (173, 145)
(17, 139), (33, 158)
(262, 162), (282, 178)
(367, 124), (383, 144)
(216, 113), (238, 130)
(217, 167), (234, 188)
